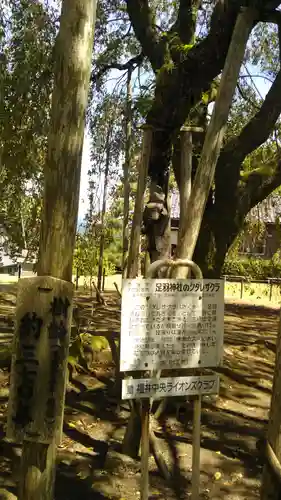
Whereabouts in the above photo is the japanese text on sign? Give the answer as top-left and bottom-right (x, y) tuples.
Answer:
(122, 374), (219, 400)
(120, 279), (224, 372)
(6, 276), (73, 445)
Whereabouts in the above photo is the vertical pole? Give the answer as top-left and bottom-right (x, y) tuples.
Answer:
(176, 128), (202, 498)
(122, 68), (132, 278)
(144, 251), (150, 278)
(140, 399), (150, 500)
(240, 278), (243, 299)
(75, 268), (79, 290)
(97, 129), (111, 291)
(18, 264), (21, 280)
(127, 127), (152, 278)
(178, 129), (192, 243)
(102, 267), (105, 291)
(192, 395), (202, 500)
(175, 9), (255, 263)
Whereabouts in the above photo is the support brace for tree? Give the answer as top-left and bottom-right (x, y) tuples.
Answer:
(126, 127), (152, 279)
(175, 7), (256, 268)
(122, 68), (132, 278)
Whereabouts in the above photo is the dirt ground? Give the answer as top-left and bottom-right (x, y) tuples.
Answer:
(0, 285), (278, 499)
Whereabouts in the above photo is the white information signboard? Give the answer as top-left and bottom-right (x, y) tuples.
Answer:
(122, 374), (219, 400)
(120, 279), (224, 372)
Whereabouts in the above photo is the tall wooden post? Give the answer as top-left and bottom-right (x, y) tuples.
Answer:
(122, 68), (132, 278)
(97, 130), (111, 291)
(178, 128), (192, 244)
(17, 1), (97, 498)
(126, 127), (152, 278)
(175, 8), (255, 268)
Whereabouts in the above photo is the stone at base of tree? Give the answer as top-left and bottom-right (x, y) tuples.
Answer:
(104, 450), (140, 473)
(0, 488), (17, 499)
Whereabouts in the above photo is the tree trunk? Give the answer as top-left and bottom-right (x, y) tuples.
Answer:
(19, 1), (96, 498)
(97, 130), (111, 291)
(122, 68), (132, 278)
(176, 7), (255, 268)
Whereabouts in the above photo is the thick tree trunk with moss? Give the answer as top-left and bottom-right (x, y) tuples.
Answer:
(19, 1), (96, 498)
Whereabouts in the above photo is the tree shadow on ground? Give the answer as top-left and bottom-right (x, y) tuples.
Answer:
(0, 294), (278, 499)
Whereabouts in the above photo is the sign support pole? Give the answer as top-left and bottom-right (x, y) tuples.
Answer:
(148, 258), (204, 499)
(121, 260), (224, 499)
(140, 398), (150, 500)
(192, 393), (201, 500)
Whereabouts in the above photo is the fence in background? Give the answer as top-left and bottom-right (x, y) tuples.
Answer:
(222, 275), (281, 301)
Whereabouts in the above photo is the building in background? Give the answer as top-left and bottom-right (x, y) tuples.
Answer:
(170, 191), (281, 259)
(0, 229), (36, 277)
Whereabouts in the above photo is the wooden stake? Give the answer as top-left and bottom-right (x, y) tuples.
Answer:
(97, 129), (111, 291)
(127, 127), (152, 278)
(178, 129), (192, 244)
(191, 395), (202, 500)
(140, 399), (150, 500)
(17, 1), (97, 498)
(102, 267), (106, 291)
(122, 68), (132, 278)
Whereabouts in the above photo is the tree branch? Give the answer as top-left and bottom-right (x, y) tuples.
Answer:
(219, 69), (281, 172)
(240, 158), (281, 215)
(146, 1), (281, 130)
(126, 0), (166, 71)
(260, 8), (281, 24)
(146, 1), (244, 131)
(170, 0), (201, 44)
(214, 68), (281, 226)
(91, 52), (144, 84)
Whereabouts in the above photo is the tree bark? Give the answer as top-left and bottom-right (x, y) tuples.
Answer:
(19, 1), (96, 498)
(122, 68), (132, 278)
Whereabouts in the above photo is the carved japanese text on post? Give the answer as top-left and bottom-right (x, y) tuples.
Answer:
(120, 279), (224, 371)
(6, 276), (73, 444)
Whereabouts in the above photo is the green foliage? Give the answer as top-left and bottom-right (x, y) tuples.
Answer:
(0, 0), (57, 253)
(223, 256), (281, 280)
(73, 227), (116, 277)
(228, 218), (266, 260)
